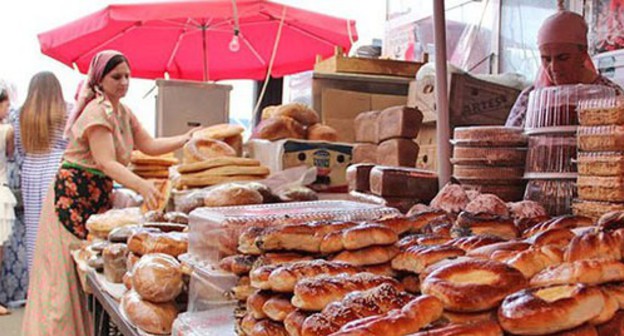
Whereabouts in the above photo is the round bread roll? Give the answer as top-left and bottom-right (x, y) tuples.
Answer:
(430, 183), (470, 214)
(498, 284), (605, 335)
(453, 212), (518, 240)
(246, 182), (281, 204)
(465, 194), (509, 217)
(278, 187), (318, 203)
(508, 200), (548, 220)
(132, 253), (183, 303)
(182, 138), (236, 164)
(203, 183), (264, 207)
(523, 215), (594, 238)
(252, 116), (306, 141)
(421, 258), (527, 312)
(265, 103), (319, 126)
(121, 290), (178, 335)
(306, 124), (338, 141)
(564, 230), (623, 262)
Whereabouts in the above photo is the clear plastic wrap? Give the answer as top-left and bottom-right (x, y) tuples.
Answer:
(180, 254), (238, 313)
(132, 253), (184, 303)
(452, 126), (527, 147)
(577, 152), (624, 176)
(188, 201), (399, 264)
(524, 177), (577, 216)
(86, 207), (142, 239)
(525, 84), (615, 130)
(578, 96), (623, 126)
(525, 134), (577, 174)
(171, 306), (237, 335)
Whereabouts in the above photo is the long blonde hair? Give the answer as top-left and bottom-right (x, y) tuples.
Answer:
(20, 72), (67, 154)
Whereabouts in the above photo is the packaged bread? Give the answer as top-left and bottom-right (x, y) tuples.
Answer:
(352, 143), (378, 164)
(102, 243), (128, 283)
(121, 290), (178, 335)
(127, 231), (188, 257)
(182, 138), (236, 164)
(262, 103), (319, 126)
(140, 179), (172, 214)
(203, 183), (264, 207)
(377, 105), (424, 142)
(578, 125), (624, 152)
(577, 176), (624, 202)
(307, 124), (338, 142)
(376, 138), (420, 167)
(252, 116), (306, 141)
(578, 98), (624, 126)
(86, 207), (142, 239)
(346, 163), (374, 192)
(277, 187), (318, 203)
(577, 152), (624, 176)
(354, 110), (380, 144)
(132, 253), (183, 303)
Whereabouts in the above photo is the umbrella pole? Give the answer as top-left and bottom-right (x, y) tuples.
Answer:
(202, 25), (208, 81)
(433, 0), (451, 188)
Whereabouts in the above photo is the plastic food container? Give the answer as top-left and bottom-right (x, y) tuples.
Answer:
(171, 306), (237, 335)
(524, 177), (577, 216)
(188, 201), (399, 264)
(525, 85), (615, 130)
(452, 126), (527, 147)
(451, 146), (526, 167)
(578, 96), (623, 126)
(578, 125), (624, 152)
(525, 134), (577, 173)
(577, 152), (624, 176)
(180, 253), (239, 313)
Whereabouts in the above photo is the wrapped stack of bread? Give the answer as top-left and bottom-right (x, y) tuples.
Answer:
(253, 103), (337, 142)
(575, 97), (624, 220)
(352, 105), (424, 167)
(182, 123), (245, 165)
(452, 126), (527, 202)
(130, 151), (178, 179)
(211, 182), (624, 335)
(174, 157), (270, 190)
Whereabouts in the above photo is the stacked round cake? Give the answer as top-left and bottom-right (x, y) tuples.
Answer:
(574, 97), (624, 220)
(452, 126), (527, 201)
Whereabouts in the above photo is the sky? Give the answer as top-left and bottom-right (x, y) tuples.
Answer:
(0, 0), (387, 136)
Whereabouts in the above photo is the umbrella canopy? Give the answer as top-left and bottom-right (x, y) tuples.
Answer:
(38, 0), (357, 81)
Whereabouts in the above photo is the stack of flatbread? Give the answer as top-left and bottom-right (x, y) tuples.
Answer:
(182, 124), (245, 164)
(175, 156), (270, 189)
(130, 151), (179, 179)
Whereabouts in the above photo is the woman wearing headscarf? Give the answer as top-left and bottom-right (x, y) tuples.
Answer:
(22, 50), (200, 335)
(505, 10), (624, 128)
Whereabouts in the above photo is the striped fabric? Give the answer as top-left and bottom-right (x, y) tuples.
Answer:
(13, 108), (68, 270)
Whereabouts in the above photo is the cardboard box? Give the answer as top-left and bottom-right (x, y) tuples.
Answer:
(247, 139), (353, 193)
(321, 88), (407, 143)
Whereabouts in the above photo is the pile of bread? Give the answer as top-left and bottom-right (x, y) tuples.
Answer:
(212, 183), (624, 335)
(79, 207), (193, 335)
(130, 151), (179, 180)
(252, 103), (337, 142)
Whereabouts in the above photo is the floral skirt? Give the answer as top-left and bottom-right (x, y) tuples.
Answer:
(54, 165), (113, 239)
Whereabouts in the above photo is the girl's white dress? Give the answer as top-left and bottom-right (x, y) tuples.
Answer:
(0, 124), (16, 244)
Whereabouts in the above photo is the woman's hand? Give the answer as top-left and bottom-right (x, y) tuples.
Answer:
(138, 179), (162, 210)
(184, 126), (204, 142)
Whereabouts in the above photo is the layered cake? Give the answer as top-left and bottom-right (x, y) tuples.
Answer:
(453, 126), (527, 147)
(579, 98), (624, 126)
(578, 125), (624, 152)
(577, 152), (624, 176)
(452, 147), (526, 166)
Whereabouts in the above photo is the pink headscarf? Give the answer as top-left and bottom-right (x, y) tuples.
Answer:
(64, 50), (124, 137)
(534, 10), (598, 88)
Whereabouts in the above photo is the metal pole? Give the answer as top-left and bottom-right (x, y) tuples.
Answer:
(202, 26), (208, 81)
(433, 0), (451, 187)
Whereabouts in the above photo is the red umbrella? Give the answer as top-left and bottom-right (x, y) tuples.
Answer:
(38, 0), (357, 81)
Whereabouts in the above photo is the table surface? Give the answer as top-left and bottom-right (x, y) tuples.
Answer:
(87, 272), (140, 336)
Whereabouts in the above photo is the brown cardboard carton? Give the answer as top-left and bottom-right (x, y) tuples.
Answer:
(321, 88), (370, 143)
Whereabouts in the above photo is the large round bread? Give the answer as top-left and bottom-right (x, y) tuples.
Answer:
(132, 253), (183, 303)
(182, 138), (236, 164)
(307, 123), (338, 141)
(121, 290), (178, 335)
(203, 183), (264, 207)
(264, 103), (319, 126)
(421, 258), (527, 312)
(252, 116), (306, 141)
(464, 194), (509, 217)
(498, 284), (604, 335)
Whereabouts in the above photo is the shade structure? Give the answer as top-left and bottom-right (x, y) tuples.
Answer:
(38, 0), (357, 81)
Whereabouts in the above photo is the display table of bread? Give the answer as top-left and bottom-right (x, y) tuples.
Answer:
(179, 181), (624, 336)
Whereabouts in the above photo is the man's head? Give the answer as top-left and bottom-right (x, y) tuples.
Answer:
(537, 11), (591, 85)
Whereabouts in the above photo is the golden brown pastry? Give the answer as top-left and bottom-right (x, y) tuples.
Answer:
(466, 241), (531, 261)
(140, 179), (171, 214)
(397, 234), (453, 250)
(250, 264), (279, 290)
(240, 313), (258, 335)
(306, 123), (338, 142)
(121, 290), (178, 335)
(203, 183), (264, 207)
(391, 245), (466, 274)
(177, 156), (261, 174)
(410, 320), (503, 336)
(378, 210), (448, 235)
(247, 290), (272, 319)
(256, 221), (357, 253)
(130, 151), (178, 166)
(430, 183), (470, 214)
(596, 310), (624, 336)
(597, 210), (624, 232)
(192, 123), (244, 140)
(231, 276), (254, 302)
(453, 212), (518, 240)
(330, 245), (399, 266)
(252, 252), (315, 269)
(564, 230), (623, 262)
(127, 231), (188, 257)
(401, 275), (421, 294)
(102, 243), (128, 284)
(219, 254), (257, 275)
(277, 187), (318, 203)
(284, 310), (308, 336)
(440, 310), (498, 326)
(182, 137), (236, 164)
(447, 235), (505, 252)
(249, 319), (289, 336)
(331, 295), (444, 336)
(263, 294), (296, 322)
(524, 227), (575, 248)
(267, 260), (362, 293)
(504, 245), (564, 278)
(238, 227), (267, 255)
(132, 253), (183, 303)
(515, 215), (551, 234)
(321, 224), (398, 254)
(589, 288), (619, 325)
(421, 258), (527, 312)
(522, 215), (594, 238)
(252, 116), (306, 141)
(498, 284), (605, 335)
(291, 273), (403, 311)
(464, 194), (509, 217)
(300, 284), (414, 336)
(530, 259), (624, 287)
(263, 103), (320, 126)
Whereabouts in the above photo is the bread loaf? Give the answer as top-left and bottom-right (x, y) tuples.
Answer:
(453, 212), (518, 240)
(140, 179), (171, 214)
(247, 290), (272, 319)
(354, 110), (380, 144)
(203, 183), (264, 207)
(263, 294), (296, 322)
(504, 245), (564, 278)
(564, 231), (623, 262)
(376, 138), (420, 167)
(464, 194), (509, 217)
(377, 105), (424, 142)
(530, 259), (624, 287)
(102, 243), (128, 283)
(352, 143), (378, 164)
(430, 183), (470, 214)
(319, 224), (398, 254)
(410, 320), (503, 336)
(132, 253), (183, 303)
(252, 116), (306, 141)
(369, 166), (438, 199)
(284, 310), (308, 336)
(256, 221), (357, 253)
(264, 103), (319, 126)
(307, 124), (337, 142)
(219, 254), (257, 275)
(182, 138), (236, 164)
(267, 260), (362, 293)
(346, 163), (375, 192)
(392, 244), (466, 274)
(127, 231), (188, 257)
(121, 290), (178, 335)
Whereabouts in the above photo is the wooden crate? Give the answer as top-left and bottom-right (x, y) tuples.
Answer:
(315, 47), (423, 78)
